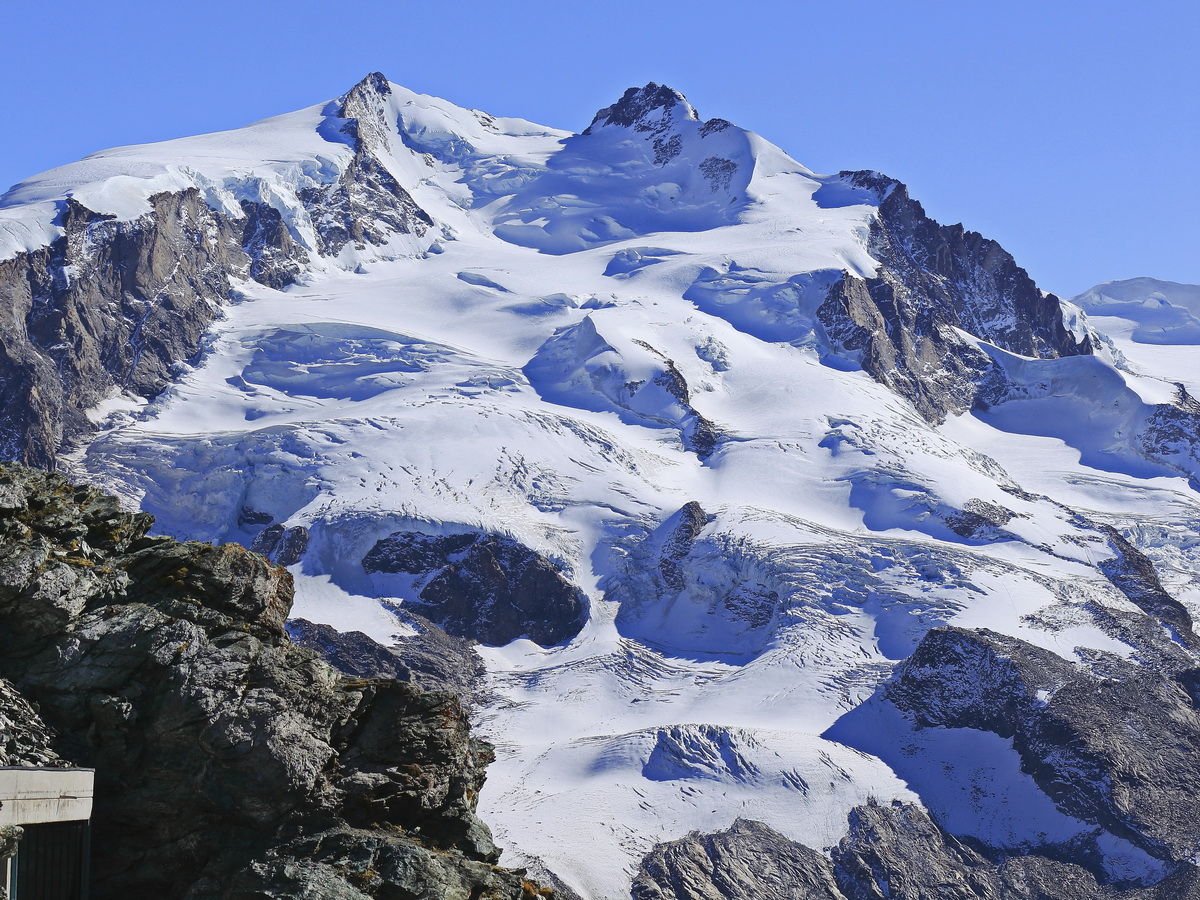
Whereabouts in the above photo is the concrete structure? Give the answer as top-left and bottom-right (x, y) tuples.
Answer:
(0, 768), (94, 900)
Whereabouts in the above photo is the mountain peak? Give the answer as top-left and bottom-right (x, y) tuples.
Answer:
(335, 71), (397, 156)
(584, 82), (699, 135)
(340, 71), (393, 110)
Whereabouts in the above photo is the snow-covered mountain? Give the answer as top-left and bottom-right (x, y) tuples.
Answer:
(5, 74), (1200, 899)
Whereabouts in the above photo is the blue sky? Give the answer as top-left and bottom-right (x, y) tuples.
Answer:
(2, 0), (1195, 297)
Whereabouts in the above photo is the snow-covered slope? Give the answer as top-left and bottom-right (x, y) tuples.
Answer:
(6, 75), (1200, 898)
(1075, 277), (1200, 346)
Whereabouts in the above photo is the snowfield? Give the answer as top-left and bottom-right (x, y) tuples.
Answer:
(7, 77), (1199, 897)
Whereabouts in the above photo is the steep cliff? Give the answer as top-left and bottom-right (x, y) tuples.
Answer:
(816, 170), (1091, 424)
(0, 191), (300, 467)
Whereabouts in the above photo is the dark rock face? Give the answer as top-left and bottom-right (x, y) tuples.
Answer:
(364, 532), (477, 575)
(887, 626), (1200, 865)
(634, 806), (1200, 900)
(364, 530), (587, 647)
(1097, 525), (1199, 646)
(944, 498), (1018, 543)
(249, 523), (311, 567)
(818, 273), (995, 423)
(658, 501), (709, 593)
(286, 618), (413, 682)
(299, 72), (433, 256)
(632, 818), (845, 900)
(833, 800), (1200, 900)
(239, 199), (306, 288)
(1138, 387), (1200, 482)
(0, 463), (544, 900)
(817, 171), (1090, 423)
(584, 83), (698, 134)
(833, 800), (999, 900)
(287, 611), (485, 703)
(0, 190), (306, 468)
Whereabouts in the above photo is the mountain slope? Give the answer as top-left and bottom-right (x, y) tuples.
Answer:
(3, 75), (1200, 899)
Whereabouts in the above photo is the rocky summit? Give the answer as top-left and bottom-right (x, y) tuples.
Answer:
(2, 74), (1200, 899)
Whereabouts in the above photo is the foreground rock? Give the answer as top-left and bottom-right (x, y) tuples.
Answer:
(287, 612), (485, 703)
(0, 463), (545, 900)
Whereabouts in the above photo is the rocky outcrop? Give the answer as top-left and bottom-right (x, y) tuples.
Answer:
(0, 676), (66, 767)
(629, 340), (724, 458)
(0, 190), (307, 468)
(1097, 525), (1199, 647)
(0, 463), (545, 900)
(832, 800), (1200, 900)
(634, 805), (1200, 900)
(299, 72), (432, 256)
(658, 501), (709, 593)
(817, 170), (1090, 423)
(250, 523), (311, 567)
(633, 818), (844, 900)
(583, 83), (699, 135)
(887, 626), (1200, 865)
(1139, 385), (1200, 481)
(363, 531), (588, 646)
(287, 612), (485, 702)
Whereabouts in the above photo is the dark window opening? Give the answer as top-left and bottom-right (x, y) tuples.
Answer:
(10, 820), (89, 900)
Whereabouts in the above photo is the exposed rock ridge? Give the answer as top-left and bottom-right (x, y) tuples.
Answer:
(658, 501), (709, 593)
(632, 817), (845, 900)
(0, 463), (547, 900)
(887, 626), (1200, 865)
(817, 170), (1091, 423)
(634, 807), (1200, 900)
(299, 72), (433, 256)
(1096, 525), (1199, 647)
(0, 190), (306, 468)
(584, 83), (700, 135)
(818, 272), (997, 423)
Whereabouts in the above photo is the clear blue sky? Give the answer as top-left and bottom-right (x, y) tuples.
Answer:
(2, 0), (1196, 297)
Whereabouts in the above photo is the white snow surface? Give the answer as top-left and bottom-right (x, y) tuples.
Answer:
(19, 79), (1197, 897)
